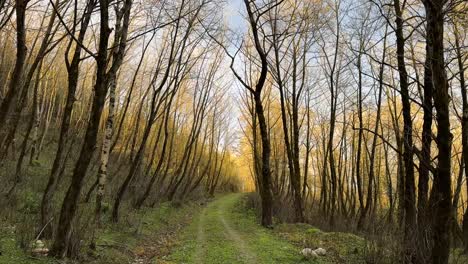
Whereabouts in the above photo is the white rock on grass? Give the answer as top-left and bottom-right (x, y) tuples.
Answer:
(32, 248), (49, 256)
(314, 247), (327, 256)
(301, 248), (318, 258)
(31, 240), (49, 257)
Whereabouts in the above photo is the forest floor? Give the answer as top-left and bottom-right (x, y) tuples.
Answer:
(0, 197), (202, 264)
(165, 193), (366, 264)
(2, 192), (468, 263)
(167, 193), (308, 264)
(0, 193), (366, 264)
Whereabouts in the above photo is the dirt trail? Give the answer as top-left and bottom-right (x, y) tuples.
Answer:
(194, 207), (207, 264)
(219, 212), (258, 264)
(192, 195), (258, 264)
(168, 193), (307, 264)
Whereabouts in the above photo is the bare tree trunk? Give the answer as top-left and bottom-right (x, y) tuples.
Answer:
(358, 27), (387, 228)
(50, 0), (111, 256)
(110, 32), (154, 152)
(0, 0), (27, 130)
(239, 0), (273, 227)
(134, 91), (176, 208)
(355, 49), (365, 230)
(392, 0), (416, 260)
(94, 0), (132, 226)
(209, 148), (226, 196)
(303, 90), (312, 200)
(254, 93), (273, 227)
(415, 7), (434, 263)
(426, 1), (452, 262)
(12, 62), (42, 184)
(0, 0), (61, 160)
(270, 15), (304, 222)
(29, 70), (43, 165)
(40, 0), (96, 239)
(455, 21), (468, 252)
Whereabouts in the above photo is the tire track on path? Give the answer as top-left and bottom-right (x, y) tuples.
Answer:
(219, 201), (258, 264)
(194, 207), (207, 264)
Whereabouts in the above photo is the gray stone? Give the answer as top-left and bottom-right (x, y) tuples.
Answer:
(314, 247), (327, 256)
(301, 248), (319, 258)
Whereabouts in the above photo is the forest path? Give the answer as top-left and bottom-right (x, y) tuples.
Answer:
(166, 193), (310, 264)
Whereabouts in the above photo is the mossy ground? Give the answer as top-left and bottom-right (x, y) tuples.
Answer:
(274, 223), (366, 263)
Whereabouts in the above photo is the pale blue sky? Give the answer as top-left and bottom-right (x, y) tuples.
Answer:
(224, 0), (246, 33)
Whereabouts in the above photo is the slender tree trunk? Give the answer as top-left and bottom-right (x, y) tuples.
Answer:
(143, 94), (179, 204)
(271, 19), (304, 222)
(50, 0), (110, 256)
(303, 91), (311, 200)
(393, 0), (416, 260)
(355, 56), (366, 229)
(112, 122), (150, 222)
(455, 22), (468, 252)
(110, 32), (154, 152)
(241, 0), (273, 227)
(358, 28), (387, 228)
(29, 71), (43, 165)
(0, 0), (27, 130)
(209, 148), (226, 196)
(13, 62), (42, 182)
(415, 8), (434, 263)
(40, 0), (96, 239)
(254, 94), (273, 227)
(0, 0), (60, 159)
(94, 0), (132, 226)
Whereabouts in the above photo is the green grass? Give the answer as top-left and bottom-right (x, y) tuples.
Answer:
(90, 201), (202, 264)
(274, 223), (366, 263)
(168, 193), (333, 264)
(0, 200), (201, 264)
(0, 233), (53, 264)
(0, 138), (202, 264)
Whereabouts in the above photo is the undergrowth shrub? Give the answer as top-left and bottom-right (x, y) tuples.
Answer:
(18, 190), (41, 215)
(303, 227), (323, 248)
(243, 192), (408, 263)
(171, 200), (183, 208)
(243, 192), (261, 213)
(16, 214), (37, 250)
(362, 225), (402, 264)
(243, 192), (296, 223)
